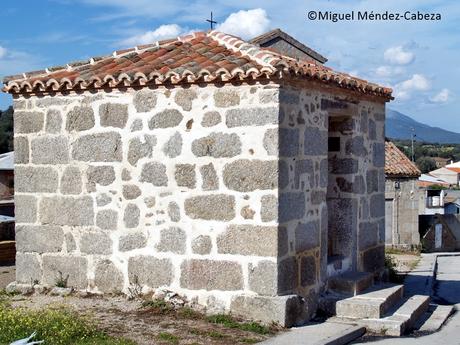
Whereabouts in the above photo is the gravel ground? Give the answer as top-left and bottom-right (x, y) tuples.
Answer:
(5, 293), (278, 345)
(0, 264), (14, 289)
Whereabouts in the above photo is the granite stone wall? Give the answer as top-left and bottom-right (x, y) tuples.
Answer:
(324, 97), (386, 276)
(12, 80), (386, 324)
(273, 84), (386, 307)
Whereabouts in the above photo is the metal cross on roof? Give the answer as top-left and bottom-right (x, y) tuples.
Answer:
(206, 12), (217, 30)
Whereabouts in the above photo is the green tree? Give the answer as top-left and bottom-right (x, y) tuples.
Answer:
(416, 156), (437, 173)
(0, 106), (13, 154)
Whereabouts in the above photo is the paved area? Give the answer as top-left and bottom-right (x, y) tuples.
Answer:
(0, 264), (14, 289)
(403, 253), (436, 297)
(434, 255), (460, 304)
(354, 254), (460, 344)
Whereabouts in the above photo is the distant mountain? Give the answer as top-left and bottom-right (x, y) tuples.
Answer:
(386, 109), (460, 144)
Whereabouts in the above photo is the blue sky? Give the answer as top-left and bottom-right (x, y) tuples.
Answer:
(0, 0), (459, 131)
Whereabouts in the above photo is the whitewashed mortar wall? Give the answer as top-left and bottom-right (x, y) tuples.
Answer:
(14, 83), (285, 312)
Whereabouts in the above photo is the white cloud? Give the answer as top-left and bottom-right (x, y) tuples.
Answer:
(375, 65), (404, 78)
(119, 24), (183, 46)
(394, 74), (430, 100)
(399, 74), (430, 91)
(117, 9), (271, 47)
(430, 88), (450, 103)
(384, 46), (415, 65)
(216, 9), (270, 39)
(0, 46), (7, 59)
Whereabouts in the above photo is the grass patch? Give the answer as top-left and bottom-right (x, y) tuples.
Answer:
(206, 314), (270, 335)
(187, 328), (229, 340)
(178, 307), (203, 319)
(157, 332), (179, 344)
(0, 289), (17, 307)
(385, 247), (420, 255)
(141, 299), (174, 314)
(207, 330), (228, 339)
(0, 305), (135, 345)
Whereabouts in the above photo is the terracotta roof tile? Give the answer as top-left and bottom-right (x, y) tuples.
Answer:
(2, 31), (392, 100)
(385, 141), (421, 178)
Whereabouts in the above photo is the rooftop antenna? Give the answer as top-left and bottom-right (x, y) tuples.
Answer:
(206, 11), (218, 30)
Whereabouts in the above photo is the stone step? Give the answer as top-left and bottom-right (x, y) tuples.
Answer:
(328, 271), (374, 295)
(414, 303), (454, 333)
(335, 284), (403, 319)
(358, 295), (430, 336)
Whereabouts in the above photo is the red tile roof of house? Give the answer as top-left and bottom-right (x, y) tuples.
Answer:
(1, 31), (393, 100)
(385, 141), (421, 178)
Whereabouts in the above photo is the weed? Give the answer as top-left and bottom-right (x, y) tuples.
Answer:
(178, 307), (203, 319)
(55, 271), (69, 288)
(207, 330), (228, 339)
(141, 299), (174, 314)
(157, 332), (179, 344)
(384, 254), (400, 282)
(206, 314), (270, 335)
(127, 275), (142, 300)
(241, 338), (260, 344)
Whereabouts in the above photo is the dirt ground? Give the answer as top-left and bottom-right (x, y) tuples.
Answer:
(0, 264), (15, 289)
(1, 254), (421, 345)
(5, 293), (277, 345)
(388, 253), (421, 274)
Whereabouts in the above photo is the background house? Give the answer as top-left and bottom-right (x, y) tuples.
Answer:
(428, 167), (460, 186)
(418, 173), (451, 188)
(0, 151), (14, 264)
(385, 141), (421, 249)
(433, 157), (451, 168)
(0, 152), (14, 201)
(421, 214), (460, 252)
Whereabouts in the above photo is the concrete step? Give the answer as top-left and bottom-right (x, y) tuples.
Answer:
(258, 321), (365, 345)
(335, 284), (404, 319)
(414, 303), (455, 334)
(328, 271), (374, 295)
(358, 295), (430, 336)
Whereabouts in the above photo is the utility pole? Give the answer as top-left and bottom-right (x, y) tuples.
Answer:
(411, 127), (416, 162)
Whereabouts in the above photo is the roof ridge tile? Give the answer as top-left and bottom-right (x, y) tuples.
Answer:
(208, 31), (278, 70)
